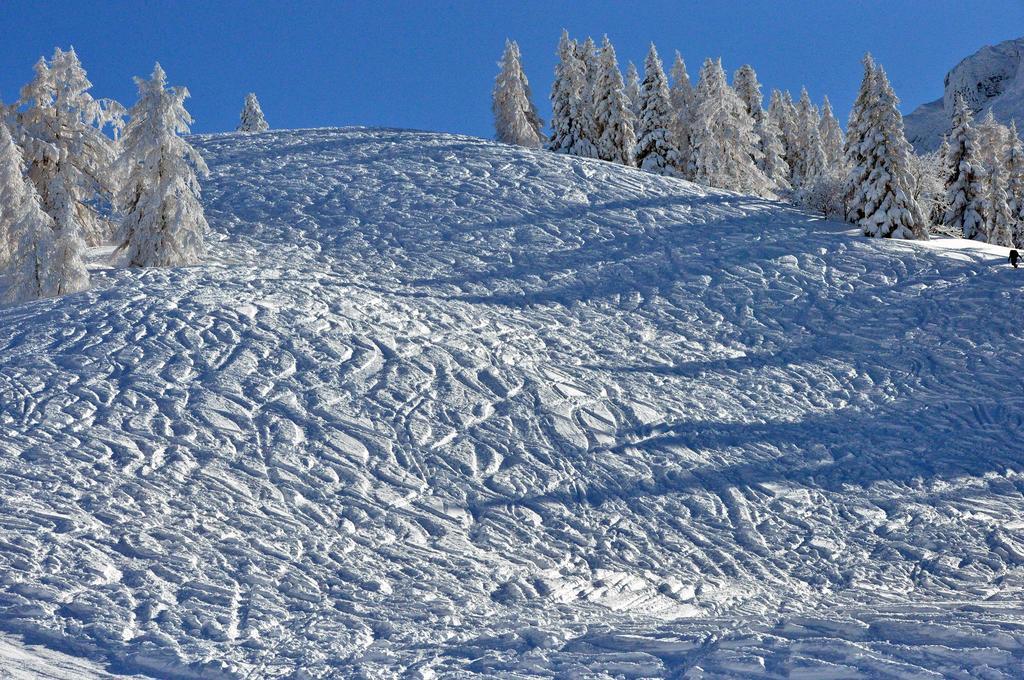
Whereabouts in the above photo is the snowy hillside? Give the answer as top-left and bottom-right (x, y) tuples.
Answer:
(905, 35), (1024, 151)
(1, 127), (1024, 678)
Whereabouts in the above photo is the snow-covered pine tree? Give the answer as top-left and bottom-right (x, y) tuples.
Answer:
(0, 122), (60, 303)
(592, 36), (636, 166)
(944, 94), (987, 240)
(577, 37), (603, 159)
(793, 87), (826, 186)
(984, 151), (1015, 246)
(756, 106), (791, 192)
(15, 48), (123, 247)
(819, 95), (844, 166)
(844, 53), (876, 224)
(689, 58), (771, 195)
(732, 64), (763, 122)
(853, 64), (927, 239)
(237, 92), (269, 132)
(492, 40), (544, 148)
(116, 63), (210, 268)
(549, 31), (595, 157)
(669, 52), (695, 178)
(1006, 121), (1024, 246)
(768, 89), (800, 185)
(625, 61), (642, 121)
(634, 43), (683, 176)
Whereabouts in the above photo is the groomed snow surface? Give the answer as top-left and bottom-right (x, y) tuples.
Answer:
(1, 128), (1023, 678)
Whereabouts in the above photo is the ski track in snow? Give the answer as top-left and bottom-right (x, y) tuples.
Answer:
(1, 127), (1023, 678)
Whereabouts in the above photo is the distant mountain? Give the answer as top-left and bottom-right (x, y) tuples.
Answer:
(905, 35), (1024, 152)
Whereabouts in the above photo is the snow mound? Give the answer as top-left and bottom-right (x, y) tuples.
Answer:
(906, 35), (1024, 151)
(1, 127), (1023, 677)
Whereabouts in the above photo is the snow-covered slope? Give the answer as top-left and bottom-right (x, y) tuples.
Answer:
(1, 127), (1023, 678)
(905, 35), (1024, 151)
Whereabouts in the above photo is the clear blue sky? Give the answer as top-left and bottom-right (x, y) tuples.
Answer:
(2, 1), (1022, 138)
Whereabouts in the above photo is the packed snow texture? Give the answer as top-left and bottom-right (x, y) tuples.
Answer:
(905, 35), (1024, 152)
(1, 128), (1024, 678)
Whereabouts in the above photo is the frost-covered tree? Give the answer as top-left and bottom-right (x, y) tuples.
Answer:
(798, 165), (848, 218)
(1006, 121), (1024, 246)
(592, 37), (636, 166)
(633, 44), (682, 176)
(0, 123), (60, 303)
(819, 96), (844, 167)
(548, 31), (596, 157)
(791, 88), (826, 186)
(850, 64), (927, 239)
(756, 106), (791, 191)
(768, 89), (800, 184)
(669, 52), (695, 177)
(944, 94), (987, 240)
(732, 64), (763, 122)
(625, 61), (642, 121)
(15, 48), (123, 247)
(577, 37), (603, 159)
(985, 153), (1015, 246)
(492, 40), (544, 148)
(844, 54), (876, 223)
(909, 147), (950, 228)
(237, 92), (269, 133)
(689, 58), (771, 195)
(116, 64), (209, 268)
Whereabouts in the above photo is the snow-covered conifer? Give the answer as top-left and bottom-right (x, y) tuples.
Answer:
(237, 92), (269, 133)
(1006, 121), (1024, 246)
(756, 107), (791, 191)
(844, 54), (876, 223)
(625, 61), (641, 121)
(15, 48), (123, 247)
(548, 31), (596, 157)
(669, 52), (695, 177)
(0, 123), (60, 303)
(852, 64), (927, 239)
(819, 96), (844, 166)
(985, 153), (1015, 246)
(944, 94), (987, 240)
(492, 40), (544, 148)
(577, 37), (603, 159)
(592, 37), (636, 166)
(689, 58), (771, 195)
(633, 44), (682, 176)
(116, 64), (209, 268)
(732, 65), (763, 122)
(769, 89), (800, 184)
(793, 87), (826, 185)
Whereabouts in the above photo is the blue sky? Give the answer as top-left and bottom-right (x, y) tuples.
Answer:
(2, 1), (1022, 138)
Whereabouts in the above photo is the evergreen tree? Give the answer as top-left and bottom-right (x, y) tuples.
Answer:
(15, 48), (123, 247)
(794, 87), (826, 185)
(944, 94), (987, 240)
(1006, 121), (1024, 246)
(756, 106), (791, 191)
(819, 96), (844, 166)
(851, 64), (927, 239)
(116, 64), (209, 268)
(548, 31), (596, 157)
(0, 122), (60, 303)
(625, 61), (642, 121)
(689, 58), (771, 195)
(844, 54), (877, 223)
(769, 89), (800, 184)
(592, 36), (636, 166)
(634, 44), (682, 176)
(237, 92), (269, 132)
(669, 52), (695, 178)
(577, 37), (603, 159)
(732, 64), (763, 122)
(985, 152), (1015, 247)
(492, 40), (544, 148)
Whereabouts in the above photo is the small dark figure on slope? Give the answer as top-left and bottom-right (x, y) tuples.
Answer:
(1010, 249), (1021, 268)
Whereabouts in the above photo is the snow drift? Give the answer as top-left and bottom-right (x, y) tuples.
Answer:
(905, 35), (1024, 152)
(1, 127), (1023, 677)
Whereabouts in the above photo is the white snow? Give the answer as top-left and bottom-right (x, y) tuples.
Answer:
(1, 127), (1023, 677)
